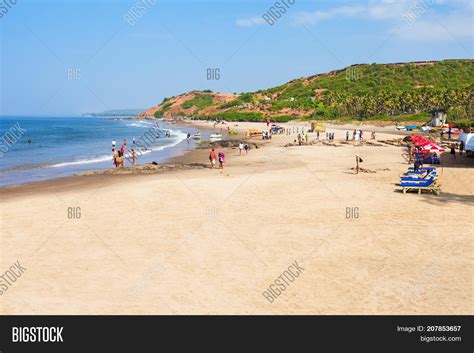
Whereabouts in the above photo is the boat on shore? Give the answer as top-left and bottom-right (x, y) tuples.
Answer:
(209, 133), (223, 141)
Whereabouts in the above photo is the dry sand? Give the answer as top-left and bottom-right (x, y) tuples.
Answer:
(0, 122), (472, 314)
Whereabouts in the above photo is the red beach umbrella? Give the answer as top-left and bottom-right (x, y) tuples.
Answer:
(422, 143), (445, 153)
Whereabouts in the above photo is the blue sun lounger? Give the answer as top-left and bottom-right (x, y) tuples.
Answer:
(407, 167), (436, 173)
(400, 173), (437, 181)
(400, 177), (440, 195)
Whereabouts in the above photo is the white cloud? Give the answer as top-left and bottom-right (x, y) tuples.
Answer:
(294, 1), (413, 25)
(294, 5), (366, 25)
(292, 0), (473, 40)
(236, 16), (266, 27)
(396, 13), (474, 40)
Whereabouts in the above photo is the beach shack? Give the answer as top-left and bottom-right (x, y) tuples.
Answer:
(430, 110), (447, 127)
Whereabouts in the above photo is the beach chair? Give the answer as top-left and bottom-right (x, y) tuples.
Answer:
(402, 169), (437, 177)
(407, 166), (436, 170)
(400, 173), (437, 181)
(400, 177), (441, 195)
(407, 167), (436, 172)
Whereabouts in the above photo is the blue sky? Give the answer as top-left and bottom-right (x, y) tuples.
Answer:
(0, 0), (472, 115)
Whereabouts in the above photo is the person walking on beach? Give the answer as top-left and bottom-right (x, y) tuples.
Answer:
(209, 148), (216, 169)
(408, 145), (414, 164)
(346, 131), (349, 141)
(353, 130), (356, 140)
(450, 143), (456, 159)
(355, 155), (363, 174)
(448, 126), (452, 140)
(244, 143), (249, 155)
(460, 141), (465, 155)
(317, 130), (320, 140)
(360, 130), (364, 140)
(218, 151), (225, 169)
(239, 142), (244, 156)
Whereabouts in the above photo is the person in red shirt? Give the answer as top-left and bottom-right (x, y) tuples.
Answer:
(209, 148), (216, 169)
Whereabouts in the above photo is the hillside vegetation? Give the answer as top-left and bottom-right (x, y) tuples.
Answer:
(142, 60), (473, 126)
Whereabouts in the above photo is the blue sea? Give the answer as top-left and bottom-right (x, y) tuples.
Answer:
(0, 116), (205, 186)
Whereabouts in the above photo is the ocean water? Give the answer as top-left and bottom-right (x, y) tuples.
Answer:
(0, 116), (203, 186)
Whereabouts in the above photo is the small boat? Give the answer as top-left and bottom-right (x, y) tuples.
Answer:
(192, 132), (201, 139)
(396, 125), (417, 131)
(209, 133), (223, 141)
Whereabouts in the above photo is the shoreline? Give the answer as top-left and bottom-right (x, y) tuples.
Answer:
(0, 119), (209, 189)
(0, 116), (440, 190)
(2, 119), (471, 198)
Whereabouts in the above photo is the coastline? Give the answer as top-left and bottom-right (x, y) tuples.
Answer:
(0, 118), (207, 189)
(1, 119), (470, 197)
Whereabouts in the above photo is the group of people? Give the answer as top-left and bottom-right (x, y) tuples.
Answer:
(285, 126), (305, 136)
(296, 133), (309, 145)
(209, 148), (225, 169)
(112, 138), (136, 168)
(262, 131), (272, 140)
(239, 142), (250, 155)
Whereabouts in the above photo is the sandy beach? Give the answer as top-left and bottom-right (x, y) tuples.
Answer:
(0, 121), (472, 315)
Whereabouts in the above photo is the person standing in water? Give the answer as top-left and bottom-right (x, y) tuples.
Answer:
(112, 149), (118, 167)
(131, 149), (137, 165)
(112, 139), (116, 149)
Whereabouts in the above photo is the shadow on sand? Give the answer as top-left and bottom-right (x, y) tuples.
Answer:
(420, 192), (474, 206)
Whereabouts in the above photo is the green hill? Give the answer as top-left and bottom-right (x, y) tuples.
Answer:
(146, 60), (473, 126)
